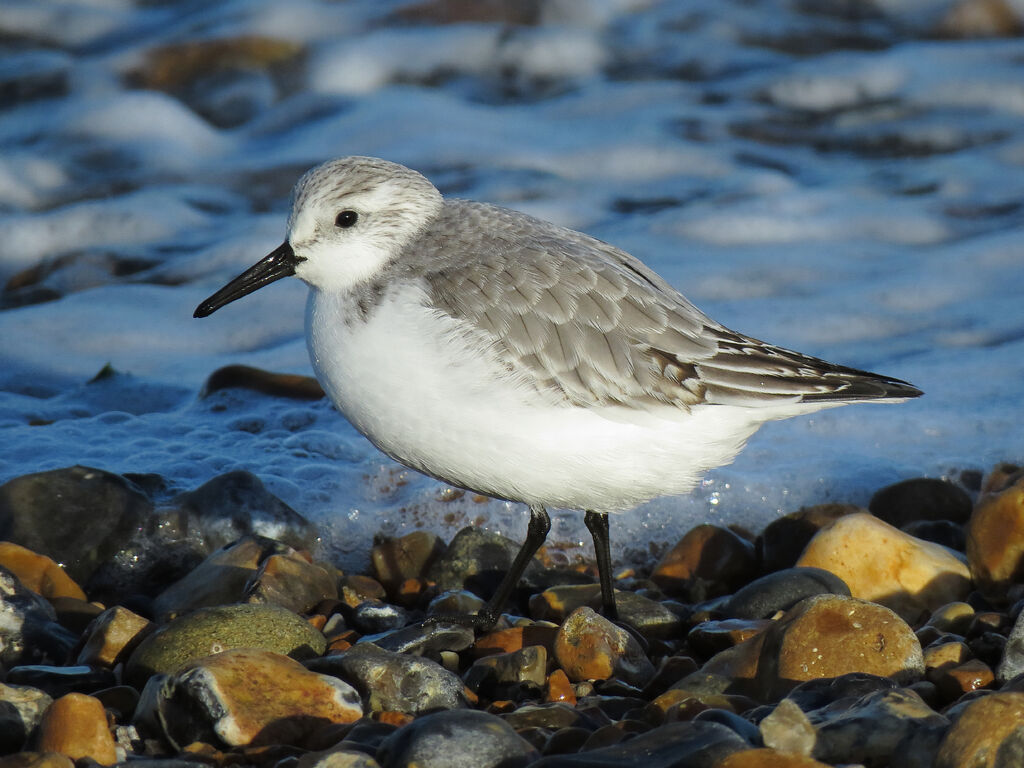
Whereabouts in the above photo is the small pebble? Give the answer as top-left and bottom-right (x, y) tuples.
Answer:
(36, 693), (118, 765)
(554, 607), (655, 688)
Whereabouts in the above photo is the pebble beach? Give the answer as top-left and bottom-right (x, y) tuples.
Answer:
(3, 0), (1024, 766)
(2, 458), (1024, 767)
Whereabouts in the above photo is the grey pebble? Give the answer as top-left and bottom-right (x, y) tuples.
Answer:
(376, 709), (538, 768)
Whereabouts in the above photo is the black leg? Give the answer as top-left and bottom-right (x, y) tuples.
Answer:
(584, 509), (618, 621)
(450, 503), (550, 631)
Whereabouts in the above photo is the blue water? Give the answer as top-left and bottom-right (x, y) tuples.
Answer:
(1, 0), (1022, 568)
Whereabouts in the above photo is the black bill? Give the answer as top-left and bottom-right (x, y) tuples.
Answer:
(194, 241), (301, 318)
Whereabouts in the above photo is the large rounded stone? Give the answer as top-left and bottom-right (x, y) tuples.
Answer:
(0, 568), (77, 668)
(156, 648), (362, 748)
(796, 512), (970, 623)
(757, 594), (924, 699)
(0, 466), (152, 586)
(125, 603), (326, 688)
(426, 526), (544, 598)
(376, 709), (537, 768)
(967, 474), (1024, 599)
(935, 692), (1024, 768)
(554, 607), (655, 687)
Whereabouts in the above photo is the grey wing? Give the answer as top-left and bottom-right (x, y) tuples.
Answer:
(423, 205), (921, 410)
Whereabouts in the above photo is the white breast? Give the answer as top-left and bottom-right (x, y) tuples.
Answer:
(306, 282), (778, 513)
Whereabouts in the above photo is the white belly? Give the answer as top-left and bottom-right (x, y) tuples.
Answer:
(306, 283), (769, 513)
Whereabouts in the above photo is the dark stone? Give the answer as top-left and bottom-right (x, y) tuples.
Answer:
(693, 708), (762, 745)
(901, 519), (967, 551)
(173, 470), (318, 552)
(721, 567), (851, 619)
(869, 478), (973, 527)
(200, 365), (325, 400)
(757, 503), (862, 573)
(465, 646), (546, 700)
(359, 620), (474, 656)
(784, 673), (898, 712)
(426, 526), (544, 600)
(350, 600), (409, 635)
(4, 665), (116, 698)
(376, 709), (538, 768)
(0, 465), (152, 586)
(501, 702), (598, 731)
(530, 720), (748, 767)
(308, 643), (469, 715)
(0, 568), (77, 668)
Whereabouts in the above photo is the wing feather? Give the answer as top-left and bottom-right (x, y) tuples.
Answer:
(416, 201), (921, 410)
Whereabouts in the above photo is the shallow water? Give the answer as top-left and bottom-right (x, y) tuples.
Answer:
(1, 0), (1022, 569)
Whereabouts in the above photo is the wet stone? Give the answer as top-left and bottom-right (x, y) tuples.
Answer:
(245, 552), (339, 614)
(0, 682), (53, 754)
(0, 541), (86, 601)
(309, 642), (470, 714)
(340, 574), (388, 607)
(0, 466), (153, 589)
(529, 584), (683, 640)
(426, 526), (544, 599)
(5, 665), (117, 698)
(545, 669), (576, 705)
(650, 524), (757, 602)
(722, 567), (851, 620)
(782, 673), (900, 713)
(76, 605), (153, 668)
(501, 701), (595, 730)
(694, 707), (762, 745)
(717, 749), (833, 767)
(200, 364), (325, 400)
(759, 698), (815, 756)
(371, 530), (445, 592)
(996, 606), (1024, 681)
(0, 754), (75, 768)
(464, 645), (547, 700)
(808, 688), (948, 767)
(796, 512), (971, 623)
(901, 519), (967, 551)
(426, 589), (486, 617)
(757, 504), (863, 573)
(528, 720), (747, 767)
(967, 473), (1024, 599)
(376, 709), (538, 768)
(687, 619), (772, 658)
(36, 693), (118, 765)
(173, 469), (318, 552)
(554, 607), (655, 688)
(49, 597), (105, 636)
(125, 602), (326, 689)
(155, 648), (362, 748)
(757, 594), (924, 700)
(935, 692), (1024, 768)
(152, 535), (291, 618)
(360, 619), (474, 655)
(350, 600), (409, 635)
(297, 747), (382, 768)
(869, 477), (973, 528)
(925, 601), (975, 634)
(0, 568), (77, 667)
(473, 624), (559, 658)
(932, 658), (995, 701)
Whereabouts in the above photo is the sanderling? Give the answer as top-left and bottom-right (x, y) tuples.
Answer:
(195, 156), (921, 628)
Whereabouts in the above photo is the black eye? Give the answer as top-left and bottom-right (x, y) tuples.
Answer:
(335, 210), (358, 228)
